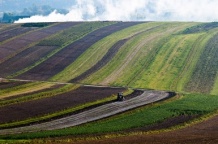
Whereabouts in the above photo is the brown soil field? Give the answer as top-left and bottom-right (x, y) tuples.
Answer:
(16, 22), (144, 81)
(0, 46), (58, 77)
(1, 83), (63, 101)
(74, 115), (218, 144)
(0, 24), (20, 33)
(0, 81), (28, 90)
(0, 27), (35, 42)
(0, 22), (80, 62)
(0, 86), (125, 124)
(70, 39), (129, 83)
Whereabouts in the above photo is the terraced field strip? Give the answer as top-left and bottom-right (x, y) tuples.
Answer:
(0, 84), (74, 104)
(137, 33), (203, 91)
(70, 39), (129, 83)
(52, 22), (161, 82)
(0, 90), (169, 135)
(0, 22), (113, 78)
(0, 82), (55, 100)
(0, 46), (58, 77)
(0, 24), (20, 33)
(122, 23), (198, 89)
(0, 26), (35, 43)
(70, 26), (158, 83)
(0, 22), (80, 63)
(16, 22), (143, 81)
(0, 81), (28, 90)
(0, 86), (125, 124)
(83, 23), (194, 86)
(186, 29), (218, 94)
(170, 32), (214, 92)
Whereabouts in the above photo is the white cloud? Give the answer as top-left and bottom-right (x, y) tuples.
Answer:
(15, 0), (218, 23)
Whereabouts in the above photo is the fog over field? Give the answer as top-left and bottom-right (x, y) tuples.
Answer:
(12, 0), (218, 23)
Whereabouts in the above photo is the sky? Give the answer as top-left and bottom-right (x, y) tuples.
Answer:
(1, 0), (218, 22)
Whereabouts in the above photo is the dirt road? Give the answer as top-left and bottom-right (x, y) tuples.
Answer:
(0, 90), (169, 135)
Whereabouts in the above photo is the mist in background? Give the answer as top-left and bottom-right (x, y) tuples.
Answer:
(2, 0), (217, 23)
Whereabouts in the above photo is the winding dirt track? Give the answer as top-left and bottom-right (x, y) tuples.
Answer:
(0, 90), (169, 135)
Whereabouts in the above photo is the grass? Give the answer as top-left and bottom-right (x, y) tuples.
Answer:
(186, 28), (218, 94)
(2, 93), (218, 139)
(79, 23), (168, 85)
(50, 22), (163, 82)
(172, 33), (214, 92)
(82, 22), (195, 87)
(132, 33), (203, 91)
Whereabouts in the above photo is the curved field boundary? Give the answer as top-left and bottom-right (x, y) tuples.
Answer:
(0, 46), (58, 77)
(0, 22), (80, 62)
(0, 24), (20, 34)
(186, 30), (218, 93)
(70, 26), (158, 83)
(0, 27), (35, 43)
(0, 84), (63, 105)
(0, 90), (169, 135)
(0, 82), (56, 100)
(0, 81), (28, 90)
(169, 33), (210, 91)
(0, 86), (125, 124)
(92, 23), (190, 86)
(0, 22), (113, 78)
(70, 39), (129, 83)
(16, 22), (144, 81)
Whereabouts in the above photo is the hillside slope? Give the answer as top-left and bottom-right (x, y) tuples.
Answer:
(0, 22), (218, 95)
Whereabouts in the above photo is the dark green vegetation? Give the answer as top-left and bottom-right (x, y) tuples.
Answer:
(0, 21), (218, 140)
(21, 23), (51, 27)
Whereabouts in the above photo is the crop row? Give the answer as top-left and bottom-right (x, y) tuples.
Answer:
(0, 22), (82, 77)
(16, 22), (142, 81)
(82, 23), (194, 88)
(51, 22), (159, 82)
(186, 30), (218, 94)
(3, 22), (115, 79)
(0, 22), (78, 64)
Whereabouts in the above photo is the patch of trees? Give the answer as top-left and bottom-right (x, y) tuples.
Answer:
(21, 23), (51, 27)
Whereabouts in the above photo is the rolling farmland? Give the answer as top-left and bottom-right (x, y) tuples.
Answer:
(0, 21), (218, 143)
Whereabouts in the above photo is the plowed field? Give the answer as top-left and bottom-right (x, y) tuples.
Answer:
(0, 22), (80, 62)
(16, 22), (143, 81)
(0, 86), (125, 124)
(0, 27), (34, 42)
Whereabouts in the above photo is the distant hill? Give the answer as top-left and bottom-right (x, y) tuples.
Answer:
(1, 13), (30, 23)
